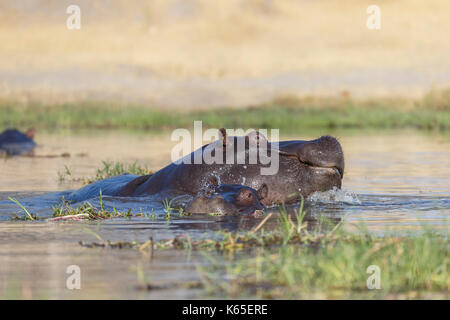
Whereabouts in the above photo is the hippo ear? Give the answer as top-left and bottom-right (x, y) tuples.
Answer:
(218, 128), (227, 146)
(25, 128), (35, 139)
(257, 183), (268, 200)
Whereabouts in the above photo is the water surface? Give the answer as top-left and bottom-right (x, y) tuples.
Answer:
(0, 130), (448, 298)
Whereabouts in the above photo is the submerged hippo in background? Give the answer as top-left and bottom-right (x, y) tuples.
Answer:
(0, 128), (36, 156)
(67, 129), (344, 209)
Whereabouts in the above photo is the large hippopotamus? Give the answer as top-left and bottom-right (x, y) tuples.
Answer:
(68, 129), (344, 211)
(0, 128), (36, 156)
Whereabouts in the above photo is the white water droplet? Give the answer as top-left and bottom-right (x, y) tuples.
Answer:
(307, 187), (361, 205)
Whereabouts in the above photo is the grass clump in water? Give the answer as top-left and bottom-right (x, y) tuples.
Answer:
(9, 197), (40, 221)
(58, 160), (152, 184)
(51, 193), (135, 221)
(85, 160), (152, 184)
(8, 192), (143, 221)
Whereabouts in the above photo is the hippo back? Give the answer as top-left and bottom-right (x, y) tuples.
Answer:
(66, 174), (141, 203)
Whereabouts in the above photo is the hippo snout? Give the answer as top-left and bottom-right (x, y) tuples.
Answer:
(279, 135), (344, 179)
(297, 136), (344, 178)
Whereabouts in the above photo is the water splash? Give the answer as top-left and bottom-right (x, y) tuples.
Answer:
(307, 187), (361, 205)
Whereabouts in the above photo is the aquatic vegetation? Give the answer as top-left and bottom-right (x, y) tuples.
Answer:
(77, 203), (449, 299)
(51, 194), (135, 221)
(8, 197), (39, 221)
(197, 230), (448, 299)
(76, 204), (330, 251)
(162, 199), (173, 221)
(58, 160), (153, 184)
(77, 204), (315, 249)
(8, 192), (150, 221)
(85, 160), (152, 184)
(161, 198), (193, 220)
(57, 165), (81, 183)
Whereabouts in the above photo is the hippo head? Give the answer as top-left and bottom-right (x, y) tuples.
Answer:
(184, 182), (267, 216)
(173, 129), (344, 206)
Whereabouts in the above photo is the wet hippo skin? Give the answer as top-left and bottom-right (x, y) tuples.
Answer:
(67, 129), (344, 207)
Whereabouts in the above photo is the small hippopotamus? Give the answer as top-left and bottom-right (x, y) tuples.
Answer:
(0, 128), (36, 156)
(182, 183), (267, 216)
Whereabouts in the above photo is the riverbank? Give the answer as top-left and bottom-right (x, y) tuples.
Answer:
(1, 89), (450, 132)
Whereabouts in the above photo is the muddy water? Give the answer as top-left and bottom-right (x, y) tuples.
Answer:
(0, 130), (449, 299)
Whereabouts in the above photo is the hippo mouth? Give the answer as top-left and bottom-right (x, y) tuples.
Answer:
(307, 165), (344, 180)
(298, 159), (344, 179)
(307, 164), (343, 179)
(279, 152), (344, 179)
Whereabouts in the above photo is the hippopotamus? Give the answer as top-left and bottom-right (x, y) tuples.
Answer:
(179, 183), (267, 216)
(67, 129), (344, 209)
(0, 128), (36, 156)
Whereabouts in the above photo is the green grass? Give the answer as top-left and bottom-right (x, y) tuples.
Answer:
(9, 192), (151, 221)
(84, 160), (152, 184)
(1, 89), (450, 132)
(58, 160), (152, 184)
(51, 195), (134, 220)
(8, 197), (38, 220)
(197, 230), (448, 299)
(192, 207), (449, 299)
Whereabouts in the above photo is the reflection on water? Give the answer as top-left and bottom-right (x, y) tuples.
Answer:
(0, 130), (449, 298)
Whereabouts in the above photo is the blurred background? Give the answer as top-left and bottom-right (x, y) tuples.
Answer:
(1, 0), (450, 108)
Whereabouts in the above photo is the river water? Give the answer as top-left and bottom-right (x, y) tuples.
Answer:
(0, 130), (448, 298)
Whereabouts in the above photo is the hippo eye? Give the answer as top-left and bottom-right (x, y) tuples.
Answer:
(237, 190), (254, 203)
